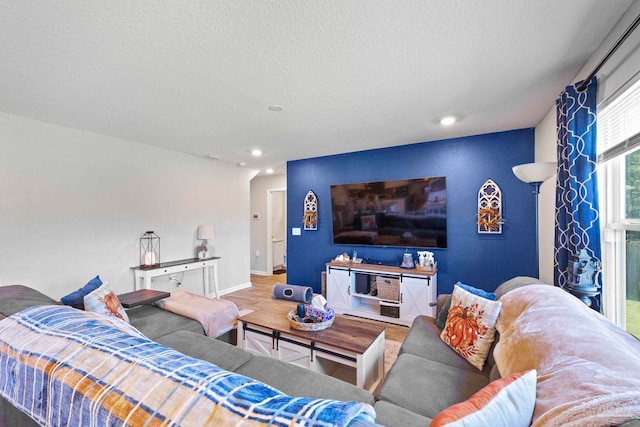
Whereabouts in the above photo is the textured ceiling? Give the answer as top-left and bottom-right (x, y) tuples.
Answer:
(0, 1), (634, 175)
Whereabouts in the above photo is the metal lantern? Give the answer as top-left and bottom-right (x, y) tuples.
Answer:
(140, 231), (160, 268)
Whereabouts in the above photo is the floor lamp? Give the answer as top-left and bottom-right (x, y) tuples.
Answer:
(512, 161), (557, 277)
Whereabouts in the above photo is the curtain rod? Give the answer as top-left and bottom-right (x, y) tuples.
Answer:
(577, 12), (640, 92)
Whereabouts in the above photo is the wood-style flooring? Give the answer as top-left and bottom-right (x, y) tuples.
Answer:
(223, 273), (409, 363)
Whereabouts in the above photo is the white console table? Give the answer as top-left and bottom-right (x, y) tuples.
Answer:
(130, 257), (221, 298)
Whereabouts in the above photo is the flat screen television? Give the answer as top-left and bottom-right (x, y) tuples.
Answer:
(330, 177), (447, 248)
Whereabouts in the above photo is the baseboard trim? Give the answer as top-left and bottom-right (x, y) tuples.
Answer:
(213, 282), (252, 298)
(250, 270), (270, 276)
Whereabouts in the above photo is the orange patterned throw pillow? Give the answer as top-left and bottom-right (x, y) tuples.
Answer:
(84, 283), (130, 323)
(440, 284), (501, 370)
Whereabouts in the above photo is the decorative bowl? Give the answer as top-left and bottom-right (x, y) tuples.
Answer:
(287, 309), (334, 331)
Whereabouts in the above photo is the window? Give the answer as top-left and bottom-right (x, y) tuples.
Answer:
(626, 230), (640, 338)
(598, 78), (640, 337)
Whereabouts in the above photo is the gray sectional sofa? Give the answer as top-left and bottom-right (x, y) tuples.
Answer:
(0, 285), (373, 427)
(372, 286), (512, 425)
(0, 284), (207, 341)
(373, 277), (640, 427)
(2, 278), (640, 426)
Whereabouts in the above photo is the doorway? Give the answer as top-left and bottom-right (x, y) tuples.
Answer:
(267, 188), (287, 275)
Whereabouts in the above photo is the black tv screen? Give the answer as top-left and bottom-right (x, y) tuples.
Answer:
(330, 177), (447, 248)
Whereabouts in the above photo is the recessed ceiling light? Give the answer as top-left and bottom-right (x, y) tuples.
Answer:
(440, 116), (457, 126)
(268, 105), (283, 112)
(251, 149), (263, 157)
(237, 162), (246, 167)
(266, 168), (274, 174)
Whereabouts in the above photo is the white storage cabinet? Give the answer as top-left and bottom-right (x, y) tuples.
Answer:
(325, 262), (437, 326)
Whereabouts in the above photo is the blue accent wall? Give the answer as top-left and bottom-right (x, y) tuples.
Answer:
(287, 128), (536, 295)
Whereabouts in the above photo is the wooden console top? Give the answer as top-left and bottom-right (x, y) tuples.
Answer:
(326, 260), (437, 277)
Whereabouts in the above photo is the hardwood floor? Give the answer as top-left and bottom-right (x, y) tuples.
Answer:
(223, 273), (409, 358)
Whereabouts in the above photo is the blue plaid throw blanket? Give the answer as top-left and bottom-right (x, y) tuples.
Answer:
(0, 306), (377, 426)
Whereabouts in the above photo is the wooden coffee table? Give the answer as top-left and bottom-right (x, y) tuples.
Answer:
(237, 305), (385, 392)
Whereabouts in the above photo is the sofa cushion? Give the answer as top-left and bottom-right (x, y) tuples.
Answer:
(489, 362), (501, 382)
(127, 304), (204, 339)
(400, 315), (492, 376)
(494, 276), (543, 300)
(377, 353), (489, 419)
(0, 285), (58, 317)
(235, 356), (375, 405)
(373, 400), (433, 427)
(83, 283), (129, 323)
(60, 275), (103, 309)
(430, 369), (537, 427)
(155, 330), (252, 372)
(440, 285), (501, 370)
(0, 393), (40, 427)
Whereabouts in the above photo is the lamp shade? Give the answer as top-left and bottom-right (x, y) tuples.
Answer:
(512, 161), (556, 184)
(197, 225), (214, 240)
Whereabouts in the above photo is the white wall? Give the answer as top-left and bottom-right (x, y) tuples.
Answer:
(250, 174), (286, 274)
(535, 1), (640, 282)
(534, 109), (558, 284)
(0, 112), (254, 298)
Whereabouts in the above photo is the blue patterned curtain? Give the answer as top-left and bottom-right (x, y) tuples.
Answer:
(555, 77), (602, 310)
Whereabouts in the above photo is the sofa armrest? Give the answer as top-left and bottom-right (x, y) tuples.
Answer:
(0, 285), (59, 318)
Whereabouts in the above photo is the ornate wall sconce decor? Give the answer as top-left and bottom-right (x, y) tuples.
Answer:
(303, 190), (318, 230)
(477, 179), (503, 234)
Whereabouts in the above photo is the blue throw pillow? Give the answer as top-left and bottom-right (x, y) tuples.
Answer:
(60, 275), (103, 309)
(456, 282), (497, 301)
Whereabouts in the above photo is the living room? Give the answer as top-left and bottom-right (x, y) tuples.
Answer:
(0, 1), (635, 306)
(3, 2), (640, 425)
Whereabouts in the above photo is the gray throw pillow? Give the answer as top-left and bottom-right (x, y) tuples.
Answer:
(436, 295), (452, 329)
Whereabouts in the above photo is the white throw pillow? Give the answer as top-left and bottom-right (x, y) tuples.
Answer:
(83, 283), (129, 323)
(430, 369), (537, 427)
(440, 284), (502, 370)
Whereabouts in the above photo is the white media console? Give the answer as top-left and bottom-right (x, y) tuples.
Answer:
(325, 261), (437, 326)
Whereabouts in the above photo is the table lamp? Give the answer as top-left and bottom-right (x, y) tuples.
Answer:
(196, 225), (214, 259)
